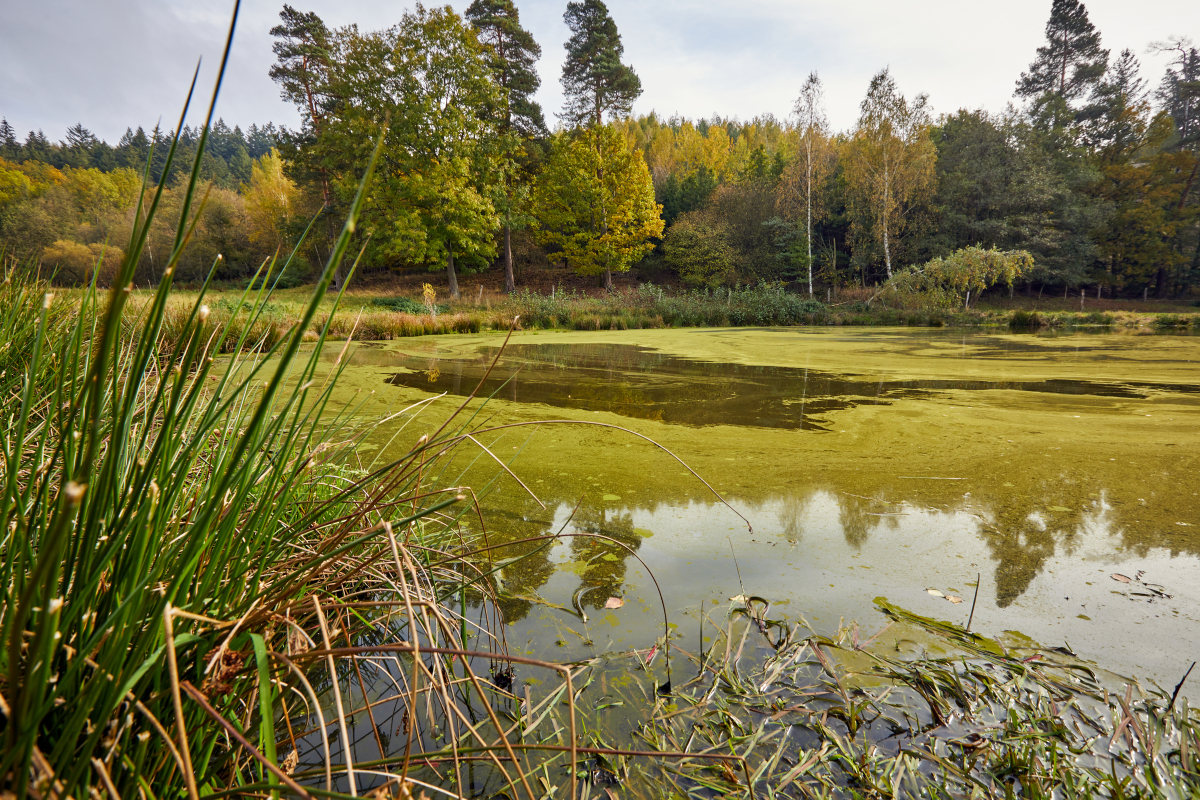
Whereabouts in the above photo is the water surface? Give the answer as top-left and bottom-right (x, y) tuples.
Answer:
(332, 327), (1200, 684)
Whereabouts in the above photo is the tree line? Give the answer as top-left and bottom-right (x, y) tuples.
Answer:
(1, 0), (1197, 299)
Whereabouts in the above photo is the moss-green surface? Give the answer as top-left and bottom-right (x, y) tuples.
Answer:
(314, 327), (1200, 683)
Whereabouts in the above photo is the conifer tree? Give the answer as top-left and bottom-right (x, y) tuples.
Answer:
(22, 130), (55, 164)
(1016, 0), (1108, 110)
(1152, 37), (1199, 146)
(1080, 49), (1148, 156)
(116, 127), (151, 171)
(0, 119), (17, 160)
(269, 5), (336, 210)
(467, 0), (546, 292)
(559, 0), (641, 128)
(467, 0), (546, 138)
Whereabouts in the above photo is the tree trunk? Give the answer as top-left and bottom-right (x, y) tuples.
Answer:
(881, 165), (892, 279)
(324, 211), (343, 291)
(604, 267), (613, 292)
(447, 249), (460, 300)
(806, 149), (813, 297)
(503, 225), (515, 294)
(882, 223), (892, 279)
(1155, 265), (1167, 299)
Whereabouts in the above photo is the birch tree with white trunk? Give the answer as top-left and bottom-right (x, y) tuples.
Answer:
(845, 69), (937, 280)
(781, 71), (834, 296)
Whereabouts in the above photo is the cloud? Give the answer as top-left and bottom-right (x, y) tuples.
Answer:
(0, 0), (1193, 144)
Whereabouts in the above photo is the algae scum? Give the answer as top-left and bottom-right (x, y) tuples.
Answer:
(338, 327), (1200, 684)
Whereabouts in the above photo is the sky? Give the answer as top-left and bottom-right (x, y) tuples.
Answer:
(0, 0), (1196, 145)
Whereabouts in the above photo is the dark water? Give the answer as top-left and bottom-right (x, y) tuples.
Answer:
(379, 342), (1155, 431)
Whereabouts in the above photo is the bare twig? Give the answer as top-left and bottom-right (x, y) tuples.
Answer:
(966, 572), (981, 633)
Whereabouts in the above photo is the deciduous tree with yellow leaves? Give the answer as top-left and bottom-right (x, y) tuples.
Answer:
(531, 124), (663, 291)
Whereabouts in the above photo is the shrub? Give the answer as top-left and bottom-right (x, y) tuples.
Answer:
(373, 295), (449, 315)
(662, 214), (736, 287)
(42, 239), (124, 285)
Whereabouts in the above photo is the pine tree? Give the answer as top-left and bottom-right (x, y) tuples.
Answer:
(246, 123), (279, 159)
(1080, 49), (1148, 156)
(467, 0), (546, 138)
(559, 0), (642, 128)
(1152, 37), (1200, 146)
(467, 0), (546, 292)
(270, 5), (336, 210)
(116, 127), (151, 171)
(1016, 0), (1108, 109)
(23, 130), (55, 164)
(0, 118), (17, 160)
(65, 123), (97, 151)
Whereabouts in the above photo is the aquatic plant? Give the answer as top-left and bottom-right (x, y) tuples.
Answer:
(630, 599), (1200, 798)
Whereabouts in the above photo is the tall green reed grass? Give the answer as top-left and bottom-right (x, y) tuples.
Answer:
(0, 8), (514, 796)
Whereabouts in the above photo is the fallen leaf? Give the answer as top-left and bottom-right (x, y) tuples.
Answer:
(604, 597), (624, 609)
(926, 589), (945, 598)
(947, 595), (963, 604)
(1111, 573), (1132, 583)
(730, 594), (749, 604)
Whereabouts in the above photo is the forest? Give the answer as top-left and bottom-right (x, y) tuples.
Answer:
(0, 0), (1197, 300)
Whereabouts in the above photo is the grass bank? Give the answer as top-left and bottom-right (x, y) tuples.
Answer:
(124, 282), (1200, 354)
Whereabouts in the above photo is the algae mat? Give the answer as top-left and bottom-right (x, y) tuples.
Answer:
(328, 326), (1200, 684)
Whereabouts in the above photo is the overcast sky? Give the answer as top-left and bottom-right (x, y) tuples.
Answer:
(1, 0), (1195, 144)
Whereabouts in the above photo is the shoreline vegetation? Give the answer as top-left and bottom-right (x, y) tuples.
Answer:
(138, 280), (1200, 355)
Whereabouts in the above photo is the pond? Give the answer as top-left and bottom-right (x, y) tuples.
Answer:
(332, 326), (1200, 687)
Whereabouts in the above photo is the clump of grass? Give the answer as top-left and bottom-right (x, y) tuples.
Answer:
(1153, 314), (1196, 329)
(1009, 309), (1043, 330)
(372, 295), (449, 315)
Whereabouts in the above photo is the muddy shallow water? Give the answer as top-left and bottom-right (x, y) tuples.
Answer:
(330, 326), (1200, 685)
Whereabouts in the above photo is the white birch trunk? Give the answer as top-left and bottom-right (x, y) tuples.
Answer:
(806, 140), (814, 297)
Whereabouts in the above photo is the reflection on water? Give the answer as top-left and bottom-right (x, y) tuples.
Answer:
(378, 343), (1160, 431)
(481, 482), (1200, 684)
